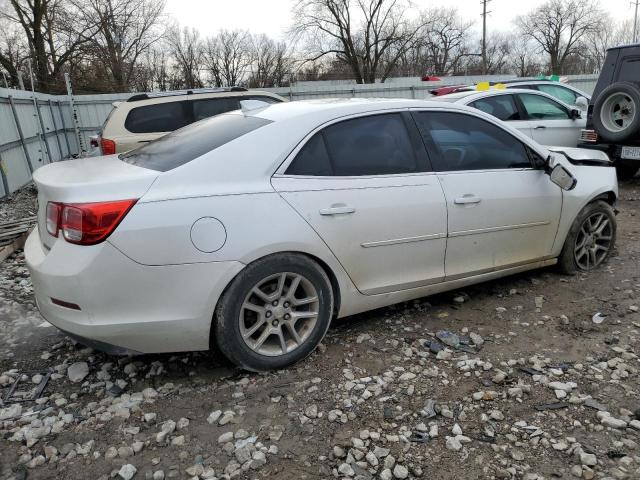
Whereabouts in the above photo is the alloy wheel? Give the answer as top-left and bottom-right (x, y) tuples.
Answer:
(239, 272), (320, 356)
(574, 212), (613, 270)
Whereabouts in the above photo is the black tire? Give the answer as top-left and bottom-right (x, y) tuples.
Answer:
(213, 253), (334, 371)
(558, 200), (616, 275)
(615, 161), (640, 181)
(592, 82), (640, 143)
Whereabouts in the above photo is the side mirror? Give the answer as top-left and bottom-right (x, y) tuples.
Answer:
(549, 164), (577, 190)
(575, 96), (589, 111)
(570, 108), (582, 120)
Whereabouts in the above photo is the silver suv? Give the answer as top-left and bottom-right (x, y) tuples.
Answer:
(95, 87), (285, 154)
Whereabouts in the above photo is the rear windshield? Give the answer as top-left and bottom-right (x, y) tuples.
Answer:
(119, 113), (272, 172)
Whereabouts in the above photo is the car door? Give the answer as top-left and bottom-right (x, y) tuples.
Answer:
(271, 112), (448, 295)
(517, 93), (585, 147)
(467, 93), (533, 139)
(411, 109), (562, 279)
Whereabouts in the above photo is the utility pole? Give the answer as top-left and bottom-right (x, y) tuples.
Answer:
(633, 0), (639, 44)
(481, 0), (492, 75)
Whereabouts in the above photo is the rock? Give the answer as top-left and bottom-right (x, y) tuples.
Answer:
(67, 362), (89, 383)
(629, 419), (640, 430)
(469, 332), (484, 346)
(250, 451), (267, 469)
(446, 436), (462, 451)
(152, 471), (164, 480)
(185, 465), (204, 477)
(393, 465), (409, 479)
(580, 452), (597, 467)
(218, 432), (233, 444)
(436, 350), (452, 360)
(338, 463), (356, 477)
(373, 446), (390, 458)
(207, 410), (222, 424)
(436, 331), (460, 348)
(365, 451), (379, 466)
(118, 464), (137, 480)
(380, 469), (393, 480)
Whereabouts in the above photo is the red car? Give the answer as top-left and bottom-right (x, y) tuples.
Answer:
(429, 84), (473, 96)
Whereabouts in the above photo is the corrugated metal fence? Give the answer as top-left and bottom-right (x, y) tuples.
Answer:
(0, 74), (599, 198)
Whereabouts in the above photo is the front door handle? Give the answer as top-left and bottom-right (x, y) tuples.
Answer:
(319, 205), (356, 216)
(454, 195), (481, 205)
(534, 125), (547, 130)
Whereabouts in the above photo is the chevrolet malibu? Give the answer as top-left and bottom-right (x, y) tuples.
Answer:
(26, 98), (618, 371)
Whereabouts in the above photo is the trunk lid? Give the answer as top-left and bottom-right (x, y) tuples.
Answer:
(33, 155), (159, 249)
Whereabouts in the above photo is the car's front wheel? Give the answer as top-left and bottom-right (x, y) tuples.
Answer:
(558, 200), (616, 274)
(213, 253), (334, 371)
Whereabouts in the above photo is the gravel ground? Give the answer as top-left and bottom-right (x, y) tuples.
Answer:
(0, 179), (639, 480)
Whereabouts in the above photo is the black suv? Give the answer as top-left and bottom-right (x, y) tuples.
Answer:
(579, 44), (640, 180)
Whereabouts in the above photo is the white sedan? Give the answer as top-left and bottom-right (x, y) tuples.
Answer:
(434, 89), (586, 147)
(26, 98), (617, 371)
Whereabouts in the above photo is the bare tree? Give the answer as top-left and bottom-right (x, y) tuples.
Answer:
(204, 29), (253, 87)
(0, 15), (28, 86)
(72, 0), (165, 91)
(291, 0), (427, 83)
(516, 0), (603, 74)
(0, 0), (92, 92)
(167, 24), (203, 89)
(248, 34), (293, 87)
(418, 7), (474, 76)
(508, 35), (543, 77)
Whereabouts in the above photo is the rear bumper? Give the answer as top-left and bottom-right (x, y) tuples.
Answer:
(577, 142), (640, 162)
(25, 227), (244, 354)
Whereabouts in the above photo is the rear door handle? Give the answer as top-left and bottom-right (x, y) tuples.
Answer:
(319, 205), (356, 215)
(534, 125), (547, 130)
(454, 195), (481, 205)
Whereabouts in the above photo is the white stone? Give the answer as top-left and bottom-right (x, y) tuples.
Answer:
(67, 362), (89, 383)
(118, 464), (137, 480)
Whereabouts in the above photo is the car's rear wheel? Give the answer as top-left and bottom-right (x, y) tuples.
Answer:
(213, 253), (333, 371)
(558, 201), (616, 274)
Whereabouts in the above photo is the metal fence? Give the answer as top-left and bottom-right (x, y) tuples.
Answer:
(0, 74), (599, 198)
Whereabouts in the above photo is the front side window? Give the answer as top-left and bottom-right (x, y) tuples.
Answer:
(125, 102), (191, 133)
(286, 113), (422, 176)
(470, 95), (521, 121)
(536, 84), (579, 105)
(412, 111), (532, 172)
(519, 93), (570, 120)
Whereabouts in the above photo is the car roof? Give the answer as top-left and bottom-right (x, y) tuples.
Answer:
(245, 97), (474, 122)
(431, 88), (569, 104)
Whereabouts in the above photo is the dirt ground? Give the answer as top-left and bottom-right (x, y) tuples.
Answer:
(0, 179), (639, 480)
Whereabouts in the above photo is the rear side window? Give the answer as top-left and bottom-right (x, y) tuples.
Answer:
(286, 113), (422, 176)
(470, 95), (521, 121)
(193, 98), (239, 121)
(125, 102), (191, 133)
(536, 84), (579, 104)
(413, 111), (531, 171)
(618, 58), (640, 82)
(120, 114), (272, 172)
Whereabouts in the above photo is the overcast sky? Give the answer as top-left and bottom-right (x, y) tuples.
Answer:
(165, 0), (636, 40)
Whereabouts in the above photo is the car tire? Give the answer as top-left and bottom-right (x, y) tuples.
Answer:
(615, 161), (640, 181)
(592, 82), (640, 143)
(213, 253), (334, 372)
(558, 200), (616, 275)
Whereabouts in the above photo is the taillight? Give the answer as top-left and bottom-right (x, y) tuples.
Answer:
(46, 202), (61, 237)
(580, 129), (598, 143)
(100, 137), (116, 155)
(46, 199), (137, 245)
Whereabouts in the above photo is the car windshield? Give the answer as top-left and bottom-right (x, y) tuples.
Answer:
(119, 113), (272, 172)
